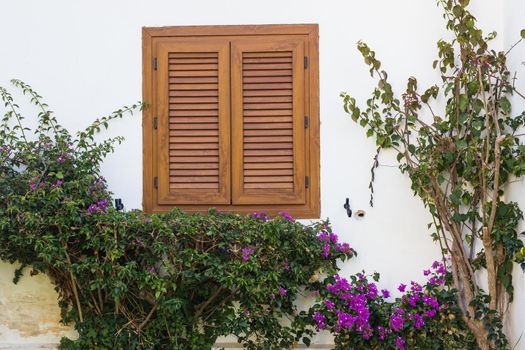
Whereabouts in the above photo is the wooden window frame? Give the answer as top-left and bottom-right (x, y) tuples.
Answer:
(143, 24), (320, 218)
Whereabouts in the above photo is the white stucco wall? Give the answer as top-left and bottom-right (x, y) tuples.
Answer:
(503, 0), (525, 348)
(0, 0), (523, 348)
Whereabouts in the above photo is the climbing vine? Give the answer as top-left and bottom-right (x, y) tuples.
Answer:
(342, 1), (525, 349)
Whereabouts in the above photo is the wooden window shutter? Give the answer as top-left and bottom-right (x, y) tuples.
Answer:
(144, 25), (320, 217)
(154, 38), (230, 205)
(231, 37), (306, 205)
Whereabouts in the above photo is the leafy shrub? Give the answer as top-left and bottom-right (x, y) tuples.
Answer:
(311, 261), (478, 350)
(0, 80), (355, 349)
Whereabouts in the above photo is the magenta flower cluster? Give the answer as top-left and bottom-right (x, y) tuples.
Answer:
(279, 211), (295, 222)
(317, 230), (353, 258)
(87, 198), (110, 214)
(241, 246), (255, 261)
(314, 261), (449, 350)
(251, 212), (268, 221)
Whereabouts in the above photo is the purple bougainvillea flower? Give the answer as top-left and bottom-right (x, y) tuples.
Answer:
(398, 283), (407, 292)
(410, 281), (422, 292)
(278, 287), (287, 296)
(241, 246), (255, 261)
(313, 312), (326, 329)
(413, 313), (425, 329)
(395, 336), (405, 350)
(424, 309), (436, 318)
(423, 269), (431, 276)
(324, 299), (335, 309)
(279, 211), (295, 222)
(321, 243), (331, 258)
(381, 289), (391, 298)
(389, 313), (404, 331)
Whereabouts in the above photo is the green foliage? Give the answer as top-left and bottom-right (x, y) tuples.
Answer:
(341, 1), (525, 348)
(0, 80), (355, 349)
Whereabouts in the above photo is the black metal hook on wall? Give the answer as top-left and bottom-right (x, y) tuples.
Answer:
(343, 198), (352, 218)
(115, 198), (124, 211)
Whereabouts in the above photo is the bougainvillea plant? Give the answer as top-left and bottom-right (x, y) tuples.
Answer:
(342, 1), (525, 349)
(0, 80), (355, 349)
(311, 262), (478, 349)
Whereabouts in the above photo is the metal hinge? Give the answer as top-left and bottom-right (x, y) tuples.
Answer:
(304, 116), (309, 128)
(305, 176), (309, 188)
(153, 177), (158, 189)
(153, 58), (158, 71)
(153, 116), (158, 129)
(304, 56), (308, 69)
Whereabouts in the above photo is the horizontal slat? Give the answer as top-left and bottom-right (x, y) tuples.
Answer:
(244, 136), (293, 143)
(168, 143), (218, 150)
(169, 130), (218, 136)
(244, 116), (293, 123)
(170, 169), (219, 176)
(244, 169), (293, 176)
(169, 70), (218, 77)
(169, 83), (218, 90)
(244, 176), (293, 183)
(243, 76), (292, 84)
(244, 123), (291, 130)
(170, 183), (219, 189)
(170, 163), (218, 169)
(243, 110), (292, 117)
(170, 97), (218, 103)
(243, 90), (292, 97)
(169, 52), (217, 58)
(243, 52), (292, 58)
(244, 129), (292, 136)
(243, 58), (292, 64)
(170, 123), (218, 130)
(244, 142), (292, 150)
(244, 149), (293, 156)
(169, 64), (218, 71)
(243, 69), (292, 77)
(170, 110), (218, 117)
(170, 136), (219, 143)
(169, 58), (217, 64)
(170, 176), (218, 183)
(244, 96), (292, 103)
(169, 77), (219, 84)
(169, 149), (218, 156)
(170, 156), (219, 162)
(244, 155), (293, 162)
(170, 103), (218, 110)
(170, 117), (217, 123)
(169, 90), (219, 97)
(244, 183), (293, 189)
(243, 83), (292, 90)
(243, 63), (293, 70)
(244, 162), (293, 169)
(243, 103), (292, 110)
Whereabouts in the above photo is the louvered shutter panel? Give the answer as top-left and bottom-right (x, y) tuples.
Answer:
(231, 37), (306, 205)
(155, 39), (230, 205)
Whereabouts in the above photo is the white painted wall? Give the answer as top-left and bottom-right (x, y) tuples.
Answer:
(0, 0), (523, 348)
(503, 1), (525, 348)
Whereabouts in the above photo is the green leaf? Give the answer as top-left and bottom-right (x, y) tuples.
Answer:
(459, 94), (468, 112)
(521, 29), (525, 39)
